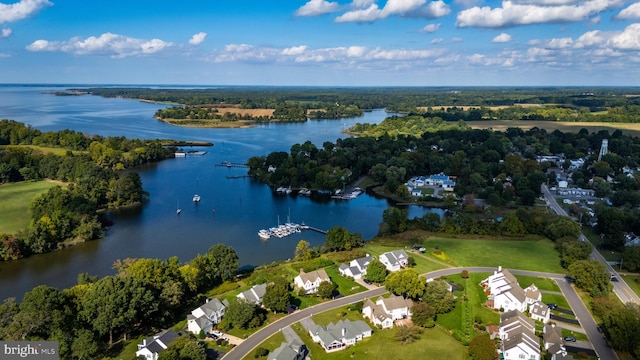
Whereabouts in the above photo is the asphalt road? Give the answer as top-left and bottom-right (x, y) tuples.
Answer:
(541, 184), (640, 305)
(222, 267), (616, 360)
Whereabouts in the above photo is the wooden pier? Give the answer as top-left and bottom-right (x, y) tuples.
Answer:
(307, 226), (327, 234)
(215, 161), (249, 168)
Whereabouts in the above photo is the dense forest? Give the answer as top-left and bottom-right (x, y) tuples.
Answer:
(0, 119), (176, 260)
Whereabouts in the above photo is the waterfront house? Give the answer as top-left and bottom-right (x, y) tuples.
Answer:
(136, 329), (182, 360)
(187, 298), (229, 335)
(237, 283), (268, 305)
(294, 268), (330, 294)
(362, 294), (413, 329)
(379, 250), (408, 272)
(309, 319), (372, 352)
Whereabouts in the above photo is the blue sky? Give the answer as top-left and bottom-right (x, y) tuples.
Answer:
(1, 0), (639, 86)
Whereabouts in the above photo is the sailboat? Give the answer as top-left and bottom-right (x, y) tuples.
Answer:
(176, 200), (181, 215)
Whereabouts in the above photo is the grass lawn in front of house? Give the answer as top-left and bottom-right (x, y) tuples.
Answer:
(324, 266), (367, 296)
(421, 236), (564, 273)
(515, 275), (562, 292)
(541, 293), (571, 310)
(242, 331), (287, 360)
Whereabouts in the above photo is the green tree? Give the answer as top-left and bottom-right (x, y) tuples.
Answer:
(81, 275), (157, 345)
(394, 325), (423, 344)
(568, 259), (612, 297)
(71, 329), (102, 360)
(622, 246), (640, 272)
(560, 240), (592, 268)
(262, 277), (291, 313)
(544, 217), (580, 241)
(206, 243), (239, 282)
(158, 336), (207, 360)
(365, 259), (388, 283)
(381, 207), (408, 235)
(220, 299), (259, 330)
(294, 240), (312, 261)
(385, 269), (425, 299)
(499, 212), (525, 236)
(602, 303), (640, 356)
(468, 334), (497, 360)
(410, 301), (435, 328)
(423, 280), (456, 314)
(317, 280), (337, 299)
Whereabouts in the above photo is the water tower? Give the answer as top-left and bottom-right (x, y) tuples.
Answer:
(598, 139), (608, 162)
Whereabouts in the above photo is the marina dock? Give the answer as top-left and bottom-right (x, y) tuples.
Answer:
(215, 161), (249, 168)
(258, 223), (327, 239)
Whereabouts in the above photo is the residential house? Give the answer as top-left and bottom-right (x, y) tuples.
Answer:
(294, 268), (330, 294)
(482, 267), (527, 312)
(362, 294), (413, 329)
(625, 233), (640, 247)
(237, 283), (268, 305)
(524, 284), (542, 305)
(187, 298), (229, 335)
(379, 250), (408, 272)
(136, 329), (182, 360)
(338, 255), (373, 280)
(442, 180), (456, 191)
(529, 302), (550, 323)
(309, 319), (372, 352)
(411, 189), (422, 197)
(499, 310), (540, 360)
(268, 340), (308, 360)
(426, 173), (451, 186)
(543, 324), (574, 360)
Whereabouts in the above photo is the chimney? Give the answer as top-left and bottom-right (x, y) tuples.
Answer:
(342, 328), (346, 337)
(498, 265), (502, 272)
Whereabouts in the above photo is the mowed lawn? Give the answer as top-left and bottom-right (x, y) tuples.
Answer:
(0, 180), (59, 234)
(422, 237), (564, 273)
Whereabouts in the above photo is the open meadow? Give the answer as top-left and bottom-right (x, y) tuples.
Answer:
(467, 120), (640, 137)
(0, 180), (59, 234)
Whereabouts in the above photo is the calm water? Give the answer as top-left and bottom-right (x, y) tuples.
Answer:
(0, 85), (441, 301)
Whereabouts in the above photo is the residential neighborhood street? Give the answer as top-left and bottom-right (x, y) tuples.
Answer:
(222, 267), (616, 360)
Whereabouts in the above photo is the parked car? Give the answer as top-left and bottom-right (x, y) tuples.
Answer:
(213, 330), (223, 337)
(206, 333), (217, 339)
(564, 336), (576, 342)
(363, 279), (372, 285)
(547, 303), (558, 310)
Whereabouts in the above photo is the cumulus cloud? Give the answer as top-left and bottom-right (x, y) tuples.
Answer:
(335, 0), (450, 23)
(431, 38), (444, 43)
(211, 43), (445, 64)
(295, 0), (340, 16)
(1, 28), (12, 38)
(422, 23), (441, 32)
(492, 33), (512, 42)
(189, 32), (207, 45)
(456, 0), (624, 28)
(609, 23), (640, 50)
(26, 32), (173, 58)
(615, 2), (640, 19)
(0, 0), (52, 24)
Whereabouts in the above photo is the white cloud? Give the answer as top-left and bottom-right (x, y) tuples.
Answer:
(295, 0), (340, 16)
(452, 37), (464, 42)
(335, 0), (450, 23)
(26, 33), (173, 58)
(422, 23), (441, 32)
(456, 0), (624, 28)
(0, 52), (10, 57)
(492, 33), (512, 43)
(1, 28), (12, 38)
(574, 30), (604, 48)
(212, 43), (444, 64)
(547, 37), (573, 48)
(455, 0), (482, 9)
(615, 2), (640, 19)
(609, 23), (640, 50)
(0, 0), (52, 24)
(431, 38), (444, 43)
(189, 32), (207, 46)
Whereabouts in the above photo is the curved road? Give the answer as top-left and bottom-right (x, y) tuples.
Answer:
(222, 267), (617, 360)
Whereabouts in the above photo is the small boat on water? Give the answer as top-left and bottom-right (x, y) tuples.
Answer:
(177, 200), (181, 215)
(193, 194), (201, 202)
(298, 188), (311, 196)
(258, 229), (271, 240)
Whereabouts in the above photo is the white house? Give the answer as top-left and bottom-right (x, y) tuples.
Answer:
(529, 302), (550, 323)
(524, 284), (542, 305)
(338, 255), (373, 280)
(136, 329), (182, 360)
(499, 310), (540, 360)
(294, 268), (330, 294)
(309, 319), (372, 352)
(379, 250), (408, 272)
(482, 267), (527, 312)
(237, 283), (268, 305)
(187, 298), (229, 335)
(362, 294), (413, 329)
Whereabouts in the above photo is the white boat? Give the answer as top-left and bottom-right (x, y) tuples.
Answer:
(193, 194), (201, 202)
(258, 229), (271, 240)
(298, 188), (311, 196)
(176, 200), (181, 215)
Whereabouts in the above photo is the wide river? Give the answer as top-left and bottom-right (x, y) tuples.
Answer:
(0, 85), (441, 301)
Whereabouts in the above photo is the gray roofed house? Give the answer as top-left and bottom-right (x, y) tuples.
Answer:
(529, 301), (550, 323)
(237, 283), (268, 305)
(187, 298), (229, 334)
(268, 340), (308, 360)
(136, 329), (183, 360)
(379, 250), (408, 272)
(543, 324), (563, 350)
(294, 268), (331, 294)
(499, 310), (540, 360)
(309, 319), (372, 352)
(339, 255), (373, 279)
(362, 299), (394, 329)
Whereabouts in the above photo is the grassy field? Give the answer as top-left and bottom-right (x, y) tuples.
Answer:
(419, 236), (565, 274)
(515, 275), (561, 292)
(621, 274), (640, 297)
(324, 266), (367, 296)
(0, 180), (60, 234)
(467, 120), (640, 137)
(0, 144), (85, 156)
